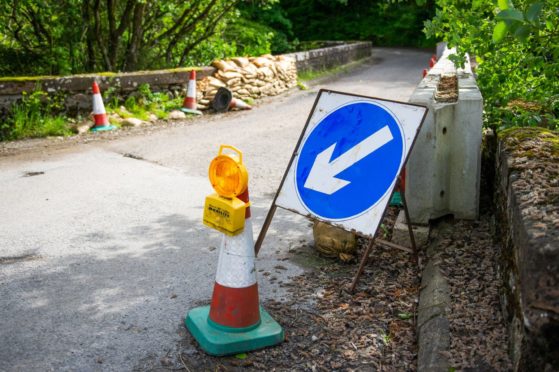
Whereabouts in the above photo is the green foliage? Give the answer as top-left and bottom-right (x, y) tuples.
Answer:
(280, 0), (435, 48)
(0, 89), (71, 140)
(225, 19), (274, 56)
(0, 0), (435, 75)
(424, 0), (559, 130)
(105, 83), (181, 123)
(297, 64), (349, 81)
(236, 2), (296, 54)
(0, 0), (276, 75)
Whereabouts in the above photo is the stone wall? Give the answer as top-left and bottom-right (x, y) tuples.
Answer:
(0, 41), (372, 117)
(0, 68), (216, 117)
(284, 41), (371, 72)
(494, 127), (558, 371)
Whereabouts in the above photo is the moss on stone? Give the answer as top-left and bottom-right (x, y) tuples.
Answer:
(0, 66), (203, 83)
(499, 127), (559, 157)
(0, 75), (57, 82)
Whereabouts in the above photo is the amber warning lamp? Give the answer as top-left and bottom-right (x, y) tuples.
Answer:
(203, 145), (250, 236)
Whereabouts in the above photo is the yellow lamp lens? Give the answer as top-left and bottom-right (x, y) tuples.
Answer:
(208, 155), (248, 197)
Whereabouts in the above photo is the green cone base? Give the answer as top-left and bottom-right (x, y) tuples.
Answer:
(180, 108), (203, 115)
(185, 305), (284, 356)
(390, 191), (402, 206)
(90, 124), (116, 132)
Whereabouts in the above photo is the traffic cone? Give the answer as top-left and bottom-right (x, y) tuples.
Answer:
(390, 167), (406, 207)
(90, 81), (115, 132)
(212, 87), (233, 113)
(185, 189), (284, 356)
(181, 70), (203, 115)
(229, 98), (252, 111)
(429, 55), (437, 68)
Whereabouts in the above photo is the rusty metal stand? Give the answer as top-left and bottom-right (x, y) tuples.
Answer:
(255, 204), (277, 257)
(349, 177), (418, 292)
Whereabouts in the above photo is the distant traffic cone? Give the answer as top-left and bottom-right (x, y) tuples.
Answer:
(90, 81), (115, 132)
(212, 87), (233, 112)
(400, 167), (406, 193)
(229, 97), (252, 111)
(390, 167), (406, 206)
(185, 188), (284, 356)
(181, 70), (203, 115)
(429, 55), (437, 68)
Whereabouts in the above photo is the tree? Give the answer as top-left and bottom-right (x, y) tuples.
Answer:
(82, 0), (242, 71)
(279, 0), (434, 47)
(0, 0), (260, 75)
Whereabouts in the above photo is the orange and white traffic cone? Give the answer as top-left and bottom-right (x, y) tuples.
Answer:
(91, 81), (115, 131)
(181, 70), (203, 115)
(185, 188), (284, 355)
(229, 97), (252, 111)
(429, 55), (437, 68)
(208, 189), (259, 328)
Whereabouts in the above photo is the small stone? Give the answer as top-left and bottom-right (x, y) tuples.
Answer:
(168, 110), (187, 120)
(77, 122), (92, 134)
(70, 117), (94, 134)
(108, 113), (123, 124)
(121, 117), (144, 127)
(160, 357), (173, 367)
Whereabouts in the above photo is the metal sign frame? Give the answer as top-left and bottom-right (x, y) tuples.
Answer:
(255, 89), (428, 291)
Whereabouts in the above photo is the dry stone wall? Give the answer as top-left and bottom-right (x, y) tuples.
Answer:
(494, 127), (558, 371)
(284, 41), (372, 72)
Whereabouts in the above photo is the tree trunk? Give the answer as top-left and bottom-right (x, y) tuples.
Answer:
(123, 3), (145, 71)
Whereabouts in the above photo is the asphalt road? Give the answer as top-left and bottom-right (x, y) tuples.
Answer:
(0, 47), (431, 371)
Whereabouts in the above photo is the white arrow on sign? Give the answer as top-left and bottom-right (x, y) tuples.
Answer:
(303, 125), (394, 195)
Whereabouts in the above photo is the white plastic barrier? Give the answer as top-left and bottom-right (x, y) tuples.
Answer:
(406, 47), (483, 223)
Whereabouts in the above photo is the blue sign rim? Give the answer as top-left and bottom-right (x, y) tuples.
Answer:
(293, 100), (406, 222)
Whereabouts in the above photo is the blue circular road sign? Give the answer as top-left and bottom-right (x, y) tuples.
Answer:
(295, 101), (404, 220)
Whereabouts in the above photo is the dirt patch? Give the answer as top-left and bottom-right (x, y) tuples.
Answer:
(0, 253), (42, 265)
(435, 75), (458, 103)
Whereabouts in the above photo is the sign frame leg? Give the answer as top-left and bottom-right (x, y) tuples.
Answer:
(255, 204), (277, 256)
(349, 176), (418, 293)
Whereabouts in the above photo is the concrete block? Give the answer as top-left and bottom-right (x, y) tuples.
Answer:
(406, 47), (482, 223)
(391, 210), (430, 248)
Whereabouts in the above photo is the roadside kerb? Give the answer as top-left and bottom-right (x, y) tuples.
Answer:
(417, 227), (450, 372)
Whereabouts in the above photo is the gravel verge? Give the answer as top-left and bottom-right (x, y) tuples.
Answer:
(434, 216), (512, 371)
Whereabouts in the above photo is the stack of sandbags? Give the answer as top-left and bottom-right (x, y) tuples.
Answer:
(196, 54), (297, 110)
